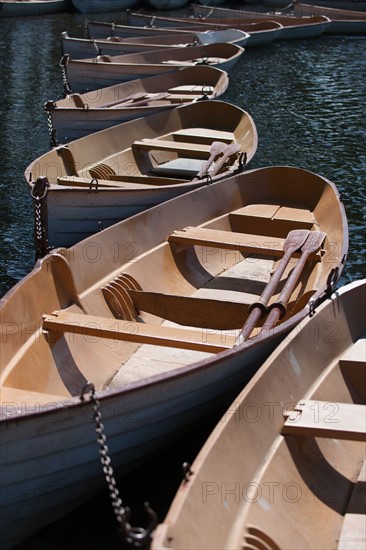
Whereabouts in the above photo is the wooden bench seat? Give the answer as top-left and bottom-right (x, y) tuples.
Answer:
(282, 399), (366, 441)
(132, 138), (212, 156)
(167, 85), (214, 94)
(43, 311), (237, 353)
(339, 338), (366, 369)
(173, 128), (233, 143)
(127, 289), (251, 330)
(169, 226), (321, 260)
(229, 204), (315, 236)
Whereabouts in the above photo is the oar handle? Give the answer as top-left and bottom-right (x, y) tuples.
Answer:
(239, 229), (310, 341)
(260, 231), (325, 335)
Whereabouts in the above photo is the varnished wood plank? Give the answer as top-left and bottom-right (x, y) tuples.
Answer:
(282, 400), (366, 441)
(43, 311), (237, 353)
(169, 226), (321, 260)
(128, 289), (251, 329)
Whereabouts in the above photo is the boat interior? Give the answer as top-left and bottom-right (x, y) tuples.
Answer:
(2, 169), (338, 410)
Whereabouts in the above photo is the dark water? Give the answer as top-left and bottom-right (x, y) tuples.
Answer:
(0, 8), (365, 549)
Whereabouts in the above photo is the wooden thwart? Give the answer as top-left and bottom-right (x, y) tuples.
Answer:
(43, 311), (237, 353)
(132, 138), (212, 155)
(169, 226), (322, 260)
(282, 399), (366, 441)
(128, 289), (252, 329)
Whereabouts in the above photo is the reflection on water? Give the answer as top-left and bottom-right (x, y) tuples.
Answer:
(0, 10), (365, 548)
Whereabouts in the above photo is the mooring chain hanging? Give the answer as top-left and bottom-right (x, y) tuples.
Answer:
(59, 55), (72, 96)
(82, 382), (158, 548)
(30, 176), (52, 260)
(93, 39), (102, 55)
(44, 101), (58, 148)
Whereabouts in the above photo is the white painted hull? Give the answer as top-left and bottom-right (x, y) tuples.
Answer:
(264, 0), (366, 8)
(45, 184), (213, 247)
(278, 19), (332, 38)
(145, 0), (189, 8)
(61, 29), (250, 59)
(325, 18), (366, 31)
(64, 43), (244, 93)
(0, 0), (65, 16)
(70, 0), (140, 13)
(0, 334), (273, 549)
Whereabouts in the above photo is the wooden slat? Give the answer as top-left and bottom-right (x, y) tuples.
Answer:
(57, 174), (184, 188)
(339, 338), (366, 368)
(169, 227), (321, 260)
(282, 400), (366, 441)
(43, 311), (237, 353)
(167, 85), (214, 94)
(173, 127), (233, 142)
(132, 138), (212, 155)
(128, 289), (251, 329)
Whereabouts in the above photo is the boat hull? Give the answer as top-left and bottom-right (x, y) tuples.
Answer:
(151, 279), (365, 549)
(1, 165), (348, 548)
(0, 0), (65, 16)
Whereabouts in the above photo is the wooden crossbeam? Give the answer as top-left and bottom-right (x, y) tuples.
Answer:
(128, 289), (252, 330)
(43, 311), (236, 353)
(282, 400), (366, 441)
(169, 227), (321, 260)
(132, 138), (212, 155)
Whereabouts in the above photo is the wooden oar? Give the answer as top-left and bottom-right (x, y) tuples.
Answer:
(239, 229), (310, 341)
(260, 230), (326, 336)
(210, 142), (241, 176)
(193, 141), (227, 180)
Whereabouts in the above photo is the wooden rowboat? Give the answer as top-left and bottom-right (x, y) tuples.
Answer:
(86, 19), (283, 48)
(26, 100), (257, 251)
(128, 11), (331, 41)
(151, 278), (365, 550)
(45, 66), (230, 144)
(61, 42), (244, 93)
(60, 28), (250, 59)
(0, 165), (347, 549)
(293, 1), (366, 18)
(192, 2), (365, 35)
(0, 0), (65, 16)
(293, 2), (366, 33)
(124, 13), (284, 47)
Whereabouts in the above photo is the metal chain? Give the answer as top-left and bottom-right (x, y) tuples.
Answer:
(44, 101), (58, 148)
(93, 39), (102, 55)
(82, 383), (158, 548)
(31, 177), (52, 260)
(59, 55), (72, 96)
(34, 199), (43, 244)
(86, 384), (127, 527)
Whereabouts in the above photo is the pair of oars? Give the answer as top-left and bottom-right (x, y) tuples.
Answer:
(194, 141), (241, 180)
(239, 229), (326, 341)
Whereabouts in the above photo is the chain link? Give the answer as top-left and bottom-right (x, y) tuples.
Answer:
(87, 385), (127, 527)
(83, 383), (158, 548)
(59, 55), (72, 96)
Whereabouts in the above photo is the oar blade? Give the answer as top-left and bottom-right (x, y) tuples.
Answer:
(282, 229), (310, 256)
(301, 230), (326, 254)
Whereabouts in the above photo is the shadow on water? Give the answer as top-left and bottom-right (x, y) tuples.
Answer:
(0, 6), (365, 549)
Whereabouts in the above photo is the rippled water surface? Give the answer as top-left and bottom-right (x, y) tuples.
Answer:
(0, 15), (365, 297)
(0, 8), (365, 548)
